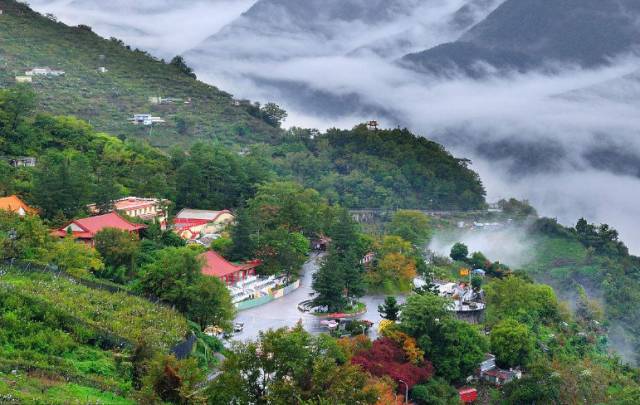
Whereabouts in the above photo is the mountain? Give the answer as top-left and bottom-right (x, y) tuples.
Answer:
(402, 0), (640, 76)
(189, 0), (503, 59)
(184, 0), (503, 119)
(0, 0), (281, 148)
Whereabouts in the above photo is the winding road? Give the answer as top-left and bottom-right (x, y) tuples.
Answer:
(232, 253), (405, 341)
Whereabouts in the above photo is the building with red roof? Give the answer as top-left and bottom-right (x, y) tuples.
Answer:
(0, 195), (37, 216)
(459, 387), (478, 403)
(199, 250), (261, 286)
(174, 209), (235, 240)
(52, 212), (146, 246)
(88, 197), (170, 229)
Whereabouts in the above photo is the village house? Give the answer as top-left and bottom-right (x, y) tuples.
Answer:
(7, 156), (36, 167)
(129, 114), (166, 126)
(435, 281), (486, 324)
(478, 353), (522, 386)
(311, 235), (331, 251)
(52, 212), (146, 246)
(458, 388), (478, 404)
(97, 67), (108, 73)
(199, 250), (261, 286)
(25, 67), (65, 76)
(0, 195), (36, 216)
(15, 76), (32, 83)
(360, 251), (376, 265)
(88, 197), (169, 229)
(173, 209), (234, 241)
(148, 96), (190, 105)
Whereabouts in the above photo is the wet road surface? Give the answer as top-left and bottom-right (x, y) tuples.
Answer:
(232, 254), (406, 342)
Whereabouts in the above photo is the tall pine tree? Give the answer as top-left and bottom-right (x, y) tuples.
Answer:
(93, 164), (120, 214)
(312, 210), (366, 311)
(230, 208), (257, 261)
(312, 253), (348, 312)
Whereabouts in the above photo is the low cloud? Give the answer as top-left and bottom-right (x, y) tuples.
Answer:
(429, 226), (535, 269)
(28, 0), (257, 57)
(26, 0), (640, 252)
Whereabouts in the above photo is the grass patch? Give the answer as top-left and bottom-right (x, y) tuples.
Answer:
(0, 372), (135, 405)
(1, 269), (188, 350)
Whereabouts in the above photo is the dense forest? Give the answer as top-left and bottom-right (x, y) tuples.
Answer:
(271, 125), (486, 210)
(0, 85), (486, 219)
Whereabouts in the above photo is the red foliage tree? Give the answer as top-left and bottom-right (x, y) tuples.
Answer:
(351, 338), (433, 390)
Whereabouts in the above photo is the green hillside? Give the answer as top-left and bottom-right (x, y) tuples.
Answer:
(521, 218), (640, 362)
(0, 0), (282, 148)
(0, 268), (189, 403)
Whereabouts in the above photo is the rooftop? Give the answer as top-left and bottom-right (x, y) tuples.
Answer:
(54, 212), (146, 238)
(114, 197), (163, 211)
(199, 251), (261, 278)
(0, 195), (36, 215)
(175, 208), (232, 221)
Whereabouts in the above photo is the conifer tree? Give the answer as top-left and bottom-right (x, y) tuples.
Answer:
(312, 253), (348, 312)
(230, 208), (257, 261)
(312, 209), (367, 311)
(378, 296), (401, 321)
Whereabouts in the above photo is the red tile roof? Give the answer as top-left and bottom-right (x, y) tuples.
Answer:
(199, 251), (261, 278)
(173, 218), (210, 229)
(0, 195), (36, 215)
(53, 212), (146, 239)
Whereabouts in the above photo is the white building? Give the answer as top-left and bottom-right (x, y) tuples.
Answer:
(130, 114), (166, 126)
(25, 67), (65, 76)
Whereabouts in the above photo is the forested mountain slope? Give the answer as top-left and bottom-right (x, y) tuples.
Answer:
(0, 0), (281, 148)
(522, 217), (640, 363)
(272, 125), (486, 210)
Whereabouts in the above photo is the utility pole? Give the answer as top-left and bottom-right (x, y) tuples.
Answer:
(399, 379), (408, 405)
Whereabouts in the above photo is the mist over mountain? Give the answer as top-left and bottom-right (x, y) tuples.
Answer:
(402, 0), (640, 76)
(184, 0), (502, 121)
(191, 0), (499, 60)
(27, 0), (256, 57)
(26, 0), (640, 251)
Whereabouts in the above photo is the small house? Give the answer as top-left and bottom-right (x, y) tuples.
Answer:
(25, 67), (65, 76)
(199, 250), (261, 286)
(311, 235), (331, 251)
(98, 67), (108, 73)
(173, 209), (234, 240)
(458, 388), (478, 403)
(129, 114), (166, 126)
(8, 156), (36, 167)
(482, 368), (522, 386)
(87, 197), (169, 229)
(15, 76), (32, 83)
(472, 269), (486, 277)
(360, 251), (376, 265)
(52, 212), (146, 246)
(479, 353), (522, 386)
(0, 195), (36, 216)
